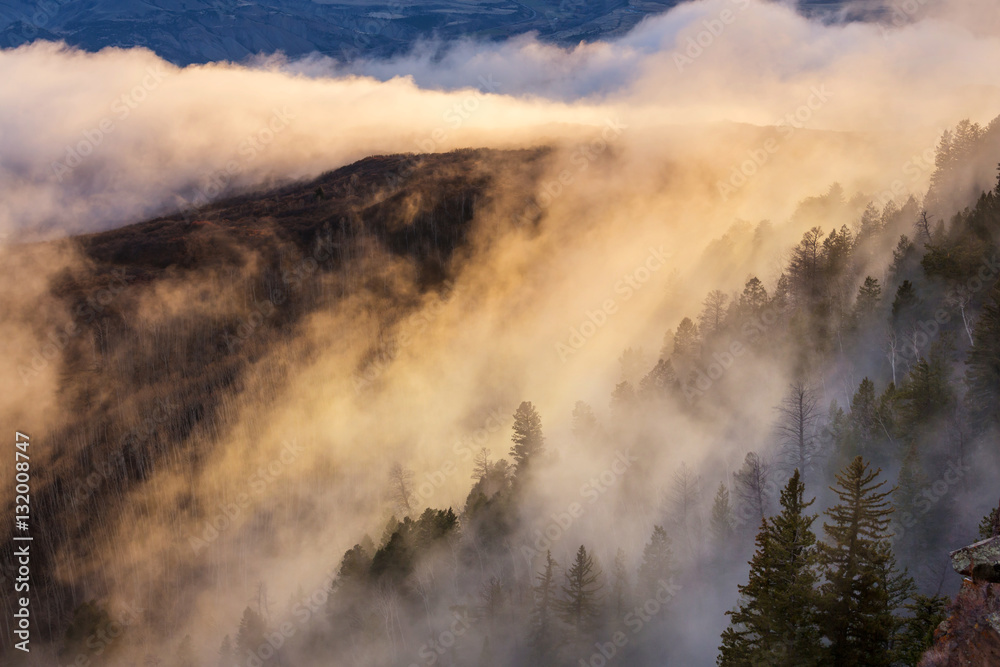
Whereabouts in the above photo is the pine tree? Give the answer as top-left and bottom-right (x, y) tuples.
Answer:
(893, 595), (949, 666)
(510, 401), (545, 477)
(818, 457), (913, 667)
(235, 607), (267, 660)
(638, 525), (674, 592)
(739, 277), (768, 316)
(529, 551), (559, 659)
(855, 276), (882, 321)
(611, 548), (630, 617)
(966, 284), (1000, 430)
(571, 401), (599, 442)
(718, 471), (823, 667)
(979, 504), (1000, 539)
(638, 358), (679, 400)
(218, 635), (234, 667)
(555, 545), (604, 635)
(672, 317), (701, 360)
(710, 483), (736, 547)
(610, 381), (637, 419)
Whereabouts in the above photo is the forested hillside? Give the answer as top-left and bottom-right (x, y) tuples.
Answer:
(3, 116), (1000, 665)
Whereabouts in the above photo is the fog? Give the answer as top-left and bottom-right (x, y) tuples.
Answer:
(1, 0), (1000, 664)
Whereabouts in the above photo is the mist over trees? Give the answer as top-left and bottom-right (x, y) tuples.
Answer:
(4, 113), (1000, 666)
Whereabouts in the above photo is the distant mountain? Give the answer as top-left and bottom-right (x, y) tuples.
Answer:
(0, 0), (684, 65)
(0, 0), (862, 66)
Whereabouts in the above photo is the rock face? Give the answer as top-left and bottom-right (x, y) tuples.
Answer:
(920, 580), (1000, 667)
(922, 535), (1000, 665)
(951, 537), (1000, 583)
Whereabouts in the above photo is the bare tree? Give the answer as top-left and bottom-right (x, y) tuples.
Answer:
(667, 462), (702, 556)
(388, 463), (414, 517)
(472, 447), (492, 481)
(958, 292), (976, 345)
(698, 290), (729, 338)
(732, 452), (773, 528)
(916, 211), (932, 245)
(884, 325), (900, 385)
(776, 382), (821, 479)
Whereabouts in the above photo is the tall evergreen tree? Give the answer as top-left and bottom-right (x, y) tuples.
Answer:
(710, 483), (736, 547)
(855, 276), (882, 321)
(893, 595), (949, 666)
(672, 317), (701, 360)
(218, 635), (234, 667)
(571, 401), (599, 443)
(818, 457), (913, 667)
(611, 548), (631, 618)
(235, 607), (267, 660)
(510, 401), (545, 477)
(638, 525), (674, 592)
(718, 470), (823, 667)
(529, 551), (560, 659)
(966, 284), (1000, 430)
(556, 545), (604, 635)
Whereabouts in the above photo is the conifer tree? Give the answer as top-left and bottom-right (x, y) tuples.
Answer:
(672, 317), (701, 360)
(638, 525), (674, 592)
(710, 483), (736, 547)
(555, 545), (603, 635)
(510, 401), (545, 477)
(218, 635), (234, 667)
(855, 276), (882, 320)
(818, 457), (913, 667)
(718, 470), (823, 667)
(893, 595), (949, 666)
(529, 551), (560, 659)
(571, 401), (599, 442)
(611, 548), (630, 617)
(235, 607), (267, 660)
(966, 284), (1000, 430)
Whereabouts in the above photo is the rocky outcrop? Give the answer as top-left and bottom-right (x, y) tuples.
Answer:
(919, 580), (1000, 667)
(920, 531), (1000, 665)
(951, 537), (1000, 584)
